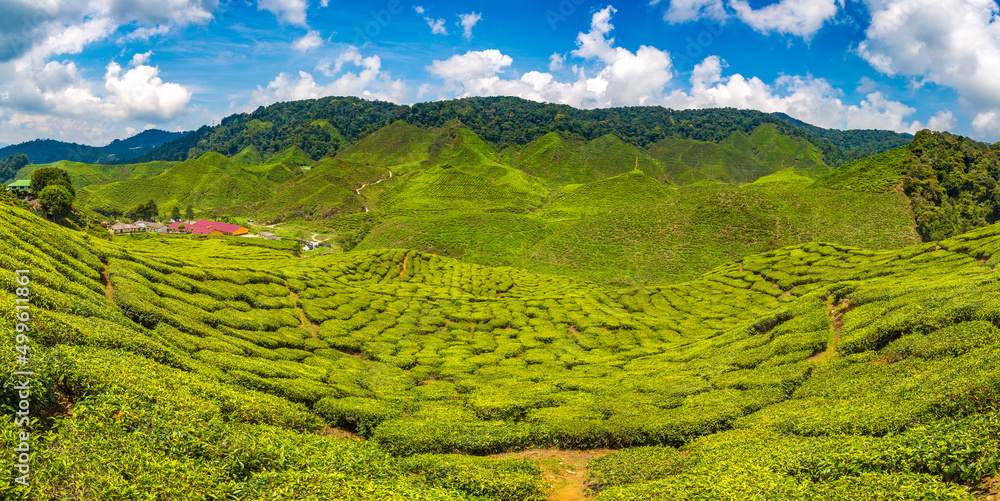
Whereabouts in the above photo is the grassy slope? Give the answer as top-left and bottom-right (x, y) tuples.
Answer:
(812, 145), (909, 193)
(257, 158), (389, 222)
(646, 137), (765, 184)
(1, 199), (998, 499)
(16, 160), (174, 188)
(76, 152), (274, 213)
(363, 172), (919, 286)
(723, 123), (830, 178)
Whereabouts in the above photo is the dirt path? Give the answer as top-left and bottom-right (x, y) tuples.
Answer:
(355, 170), (393, 195)
(101, 262), (114, 300)
(809, 296), (853, 361)
(319, 426), (363, 440)
(491, 449), (615, 501)
(285, 285), (319, 338)
(980, 475), (999, 500)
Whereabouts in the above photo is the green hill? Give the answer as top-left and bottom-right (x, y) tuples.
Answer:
(535, 170), (675, 219)
(812, 145), (909, 193)
(1, 193), (999, 499)
(76, 152), (276, 215)
(360, 171), (918, 286)
(15, 159), (174, 188)
(647, 137), (766, 184)
(722, 123), (829, 177)
(257, 158), (389, 222)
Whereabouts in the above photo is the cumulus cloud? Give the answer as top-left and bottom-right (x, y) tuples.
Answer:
(459, 12), (482, 40)
(1, 53), (191, 125)
(549, 53), (565, 72)
(857, 0), (1000, 131)
(426, 7), (673, 108)
(249, 46), (409, 109)
(257, 0), (308, 26)
(104, 61), (192, 121)
(658, 0), (838, 39)
(131, 51), (153, 66)
(0, 1), (214, 143)
(664, 55), (948, 133)
(292, 30), (323, 51)
(728, 0), (840, 39)
(426, 16), (447, 35)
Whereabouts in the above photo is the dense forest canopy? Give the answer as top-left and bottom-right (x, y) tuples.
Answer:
(129, 96), (913, 167)
(902, 130), (1000, 241)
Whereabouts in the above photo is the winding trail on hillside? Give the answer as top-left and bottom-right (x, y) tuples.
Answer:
(284, 283), (319, 339)
(355, 170), (393, 195)
(355, 170), (392, 213)
(491, 449), (614, 501)
(101, 261), (114, 300)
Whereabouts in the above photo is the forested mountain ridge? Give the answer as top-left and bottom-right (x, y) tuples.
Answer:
(772, 112), (913, 165)
(0, 129), (190, 172)
(130, 96), (912, 168)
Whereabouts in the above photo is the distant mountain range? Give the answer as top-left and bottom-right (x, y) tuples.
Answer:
(128, 96), (913, 169)
(0, 129), (191, 164)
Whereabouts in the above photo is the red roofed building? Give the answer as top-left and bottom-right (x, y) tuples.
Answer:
(189, 219), (249, 236)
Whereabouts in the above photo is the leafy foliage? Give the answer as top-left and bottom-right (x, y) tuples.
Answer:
(38, 184), (74, 219)
(1, 188), (1000, 498)
(30, 166), (75, 197)
(0, 153), (29, 184)
(901, 130), (1000, 241)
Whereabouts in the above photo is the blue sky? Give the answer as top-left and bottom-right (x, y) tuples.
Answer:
(0, 0), (997, 146)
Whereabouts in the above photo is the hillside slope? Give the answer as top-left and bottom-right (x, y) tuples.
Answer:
(0, 196), (998, 499)
(361, 172), (919, 285)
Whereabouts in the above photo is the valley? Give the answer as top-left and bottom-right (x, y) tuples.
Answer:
(0, 96), (997, 500)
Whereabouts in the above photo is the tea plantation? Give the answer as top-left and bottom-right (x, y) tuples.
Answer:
(1, 189), (999, 499)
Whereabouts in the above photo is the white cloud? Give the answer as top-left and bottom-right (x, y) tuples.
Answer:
(425, 16), (447, 35)
(103, 62), (192, 121)
(131, 51), (153, 66)
(123, 25), (171, 42)
(316, 46), (363, 76)
(663, 0), (726, 23)
(414, 6), (425, 14)
(249, 47), (409, 109)
(99, 0), (218, 26)
(855, 0), (1000, 138)
(728, 0), (840, 39)
(257, 0), (308, 26)
(549, 53), (565, 71)
(459, 12), (482, 40)
(426, 8), (673, 108)
(664, 55), (948, 134)
(292, 30), (323, 51)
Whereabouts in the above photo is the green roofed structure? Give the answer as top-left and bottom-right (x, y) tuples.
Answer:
(5, 179), (31, 193)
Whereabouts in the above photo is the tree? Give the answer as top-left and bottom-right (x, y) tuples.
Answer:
(0, 154), (29, 183)
(127, 199), (158, 221)
(185, 204), (194, 220)
(170, 205), (182, 221)
(38, 184), (73, 219)
(30, 166), (74, 196)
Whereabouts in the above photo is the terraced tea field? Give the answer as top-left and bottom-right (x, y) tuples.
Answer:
(1, 194), (999, 499)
